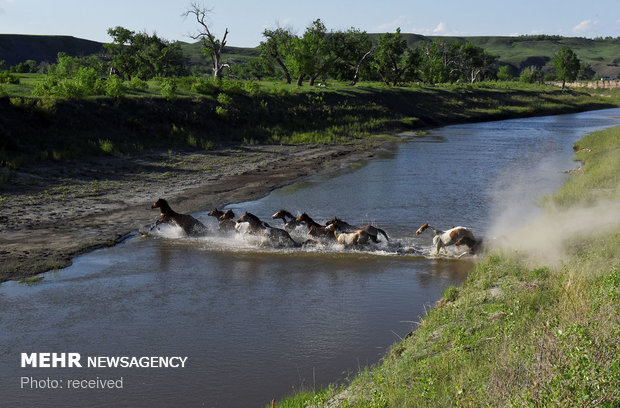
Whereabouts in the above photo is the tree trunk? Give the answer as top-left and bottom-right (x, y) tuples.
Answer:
(275, 58), (291, 84)
(296, 75), (304, 86)
(561, 79), (566, 90)
(349, 48), (373, 86)
(309, 73), (319, 86)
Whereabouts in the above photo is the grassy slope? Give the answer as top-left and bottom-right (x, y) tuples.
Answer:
(274, 127), (620, 407)
(1, 82), (619, 170)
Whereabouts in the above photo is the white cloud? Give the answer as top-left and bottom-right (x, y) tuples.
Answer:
(433, 22), (447, 34)
(573, 19), (595, 33)
(411, 22), (466, 36)
(375, 15), (407, 32)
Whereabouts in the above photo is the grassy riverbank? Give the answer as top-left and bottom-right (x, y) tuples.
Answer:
(274, 126), (620, 406)
(2, 81), (619, 171)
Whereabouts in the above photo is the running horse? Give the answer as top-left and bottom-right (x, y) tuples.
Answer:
(325, 223), (371, 247)
(237, 212), (301, 248)
(271, 209), (302, 231)
(325, 217), (389, 243)
(296, 213), (334, 241)
(415, 223), (478, 255)
(151, 198), (207, 236)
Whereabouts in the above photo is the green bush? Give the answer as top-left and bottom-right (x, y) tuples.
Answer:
(0, 70), (20, 84)
(105, 76), (126, 98)
(127, 76), (148, 91)
(190, 77), (220, 95)
(160, 77), (177, 99)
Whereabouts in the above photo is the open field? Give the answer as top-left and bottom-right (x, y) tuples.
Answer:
(274, 125), (620, 407)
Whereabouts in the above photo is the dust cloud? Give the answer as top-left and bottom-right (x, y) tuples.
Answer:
(488, 189), (620, 267)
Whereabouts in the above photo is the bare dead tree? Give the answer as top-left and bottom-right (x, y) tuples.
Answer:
(183, 3), (229, 79)
(350, 48), (373, 86)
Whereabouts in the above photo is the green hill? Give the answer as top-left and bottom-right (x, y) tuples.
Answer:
(0, 34), (105, 65)
(1, 33), (618, 78)
(397, 34), (620, 77)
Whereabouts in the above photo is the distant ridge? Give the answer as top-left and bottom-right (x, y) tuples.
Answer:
(0, 33), (618, 78)
(0, 34), (105, 65)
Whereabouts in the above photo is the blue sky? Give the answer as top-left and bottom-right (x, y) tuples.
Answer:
(1, 0), (619, 46)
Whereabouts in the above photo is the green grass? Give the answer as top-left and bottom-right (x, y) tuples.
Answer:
(1, 79), (618, 171)
(274, 126), (620, 407)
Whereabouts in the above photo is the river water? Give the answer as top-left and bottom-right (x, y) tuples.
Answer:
(2, 109), (619, 408)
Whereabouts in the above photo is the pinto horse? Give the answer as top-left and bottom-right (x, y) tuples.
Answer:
(237, 212), (301, 248)
(325, 217), (389, 243)
(271, 209), (302, 231)
(151, 198), (207, 236)
(326, 223), (371, 246)
(296, 213), (334, 241)
(415, 223), (477, 255)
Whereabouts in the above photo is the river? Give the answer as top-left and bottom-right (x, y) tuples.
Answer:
(2, 108), (619, 407)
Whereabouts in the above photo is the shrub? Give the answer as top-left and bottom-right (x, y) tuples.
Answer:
(160, 77), (177, 99)
(105, 76), (126, 98)
(191, 77), (220, 95)
(127, 76), (148, 91)
(0, 70), (20, 84)
(74, 67), (103, 95)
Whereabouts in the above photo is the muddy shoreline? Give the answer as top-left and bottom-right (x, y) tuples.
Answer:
(0, 138), (396, 282)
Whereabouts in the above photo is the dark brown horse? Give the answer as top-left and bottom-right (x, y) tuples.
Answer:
(325, 217), (389, 243)
(296, 213), (334, 240)
(151, 198), (207, 236)
(218, 209), (237, 232)
(237, 212), (301, 248)
(271, 209), (302, 231)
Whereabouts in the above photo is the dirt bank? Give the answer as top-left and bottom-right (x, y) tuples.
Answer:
(0, 139), (394, 282)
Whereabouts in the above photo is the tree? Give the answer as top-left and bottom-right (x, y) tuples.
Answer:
(457, 42), (497, 83)
(372, 28), (417, 86)
(519, 66), (544, 84)
(329, 28), (373, 85)
(259, 27), (294, 84)
(497, 65), (513, 81)
(105, 27), (186, 80)
(286, 19), (334, 86)
(183, 3), (230, 80)
(417, 40), (461, 84)
(552, 46), (580, 90)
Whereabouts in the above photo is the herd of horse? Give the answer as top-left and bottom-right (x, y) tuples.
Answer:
(150, 198), (483, 256)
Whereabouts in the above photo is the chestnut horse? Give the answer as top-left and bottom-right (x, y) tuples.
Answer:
(151, 198), (207, 236)
(271, 209), (302, 231)
(296, 213), (334, 241)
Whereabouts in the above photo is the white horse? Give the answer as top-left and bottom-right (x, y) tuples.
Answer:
(416, 223), (477, 255)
